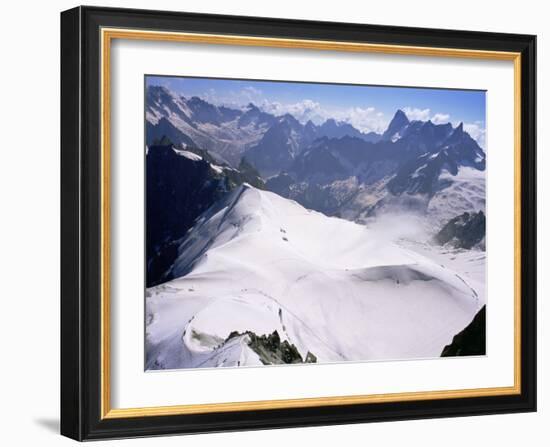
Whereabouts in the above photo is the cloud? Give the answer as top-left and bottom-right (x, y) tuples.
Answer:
(402, 108), (455, 126)
(401, 109), (486, 148)
(240, 86), (263, 103)
(260, 101), (388, 133)
(403, 107), (432, 121)
(186, 86), (265, 109)
(432, 113), (451, 124)
(336, 107), (388, 134)
(261, 99), (325, 124)
(463, 121), (486, 149)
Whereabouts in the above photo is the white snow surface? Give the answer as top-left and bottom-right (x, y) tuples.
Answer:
(146, 185), (483, 370)
(428, 166), (486, 227)
(209, 164), (224, 174)
(173, 148), (203, 162)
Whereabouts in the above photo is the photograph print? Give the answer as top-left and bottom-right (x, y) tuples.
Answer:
(145, 76), (487, 371)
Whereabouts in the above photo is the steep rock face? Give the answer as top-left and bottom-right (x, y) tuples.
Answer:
(226, 330), (316, 365)
(265, 172), (295, 196)
(185, 96), (239, 125)
(381, 109), (410, 141)
(387, 149), (460, 195)
(394, 119), (454, 153)
(292, 141), (349, 183)
(146, 85), (194, 127)
(237, 103), (277, 129)
(434, 211), (486, 249)
(243, 114), (312, 176)
(146, 145), (227, 286)
(441, 306), (486, 356)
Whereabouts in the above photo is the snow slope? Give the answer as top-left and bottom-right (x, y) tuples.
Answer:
(146, 185), (484, 370)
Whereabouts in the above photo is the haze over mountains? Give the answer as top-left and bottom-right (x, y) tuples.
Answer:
(145, 83), (487, 369)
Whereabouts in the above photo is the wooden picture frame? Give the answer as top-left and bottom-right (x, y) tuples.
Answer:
(61, 5), (536, 441)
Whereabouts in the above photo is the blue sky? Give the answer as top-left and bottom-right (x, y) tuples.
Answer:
(146, 75), (486, 146)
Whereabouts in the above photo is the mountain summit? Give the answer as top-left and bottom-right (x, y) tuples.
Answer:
(382, 109), (410, 141)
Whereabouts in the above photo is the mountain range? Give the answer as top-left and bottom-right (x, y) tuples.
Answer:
(145, 84), (487, 367)
(146, 85), (486, 225)
(266, 115), (485, 225)
(147, 85), (385, 166)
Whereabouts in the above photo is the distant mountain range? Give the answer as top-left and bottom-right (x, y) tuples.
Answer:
(146, 85), (385, 167)
(146, 84), (487, 282)
(265, 111), (485, 225)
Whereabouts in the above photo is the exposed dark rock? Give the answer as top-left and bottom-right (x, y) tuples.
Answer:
(434, 211), (486, 249)
(441, 306), (486, 356)
(243, 114), (311, 176)
(225, 330), (316, 365)
(381, 109), (410, 141)
(232, 159), (265, 190)
(265, 172), (295, 197)
(304, 352), (318, 363)
(237, 103), (277, 129)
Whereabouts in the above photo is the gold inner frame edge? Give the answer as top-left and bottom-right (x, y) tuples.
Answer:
(100, 27), (522, 419)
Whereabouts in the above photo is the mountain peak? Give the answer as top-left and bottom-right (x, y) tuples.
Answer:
(382, 109), (410, 141)
(392, 109), (410, 124)
(448, 122), (464, 141)
(305, 120), (317, 130)
(279, 113), (300, 126)
(246, 102), (259, 111)
(147, 85), (177, 103)
(148, 84), (170, 94)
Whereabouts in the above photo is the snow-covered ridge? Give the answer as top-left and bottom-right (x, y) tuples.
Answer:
(146, 185), (484, 370)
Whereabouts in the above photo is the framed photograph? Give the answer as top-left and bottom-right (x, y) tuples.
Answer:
(60, 6), (536, 441)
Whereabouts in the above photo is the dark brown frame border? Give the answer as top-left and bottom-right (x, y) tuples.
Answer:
(61, 6), (536, 441)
